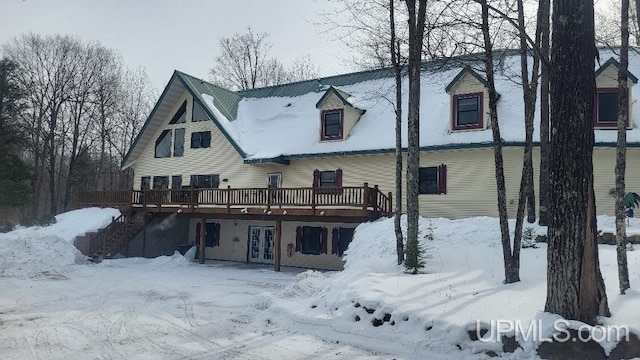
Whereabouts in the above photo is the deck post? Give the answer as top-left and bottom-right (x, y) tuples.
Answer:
(199, 218), (206, 264)
(226, 185), (231, 214)
(363, 183), (369, 210)
(274, 220), (282, 272)
(142, 211), (147, 257)
(373, 185), (379, 215)
(388, 192), (393, 216)
(312, 187), (316, 215)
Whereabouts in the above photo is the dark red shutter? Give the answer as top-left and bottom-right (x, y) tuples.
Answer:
(195, 222), (201, 244)
(313, 169), (320, 187)
(438, 164), (447, 194)
(331, 227), (339, 255)
(320, 227), (328, 254)
(296, 226), (302, 252)
(214, 223), (220, 247)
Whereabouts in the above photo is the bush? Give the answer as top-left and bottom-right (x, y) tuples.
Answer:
(39, 213), (56, 226)
(522, 227), (538, 248)
(19, 216), (38, 227)
(0, 222), (14, 233)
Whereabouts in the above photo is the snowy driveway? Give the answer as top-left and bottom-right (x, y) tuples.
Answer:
(0, 259), (390, 360)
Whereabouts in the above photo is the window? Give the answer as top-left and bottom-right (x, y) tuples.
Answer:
(419, 164), (447, 195)
(190, 174), (219, 189)
(321, 109), (343, 140)
(595, 88), (624, 127)
(174, 128), (185, 157)
(171, 175), (182, 189)
(453, 93), (483, 130)
(191, 131), (211, 149)
(155, 130), (172, 158)
(152, 176), (169, 190)
(332, 227), (355, 256)
(141, 177), (151, 190)
(192, 100), (209, 122)
(313, 169), (343, 188)
(296, 226), (328, 255)
(169, 101), (186, 124)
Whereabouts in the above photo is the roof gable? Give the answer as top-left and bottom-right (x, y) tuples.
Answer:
(595, 57), (639, 84)
(316, 86), (353, 108)
(121, 71), (246, 169)
(445, 66), (489, 93)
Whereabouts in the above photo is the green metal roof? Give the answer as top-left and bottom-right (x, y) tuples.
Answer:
(176, 71), (243, 120)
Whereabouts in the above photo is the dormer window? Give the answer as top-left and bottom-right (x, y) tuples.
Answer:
(595, 88), (622, 128)
(321, 109), (343, 140)
(452, 93), (483, 130)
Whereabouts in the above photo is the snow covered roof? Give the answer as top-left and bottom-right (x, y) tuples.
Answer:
(123, 48), (640, 168)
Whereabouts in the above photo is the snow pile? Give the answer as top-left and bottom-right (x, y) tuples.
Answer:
(263, 215), (639, 359)
(279, 270), (327, 298)
(0, 207), (121, 278)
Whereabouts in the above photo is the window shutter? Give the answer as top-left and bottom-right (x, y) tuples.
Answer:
(335, 168), (343, 187)
(331, 227), (339, 255)
(438, 164), (447, 194)
(320, 227), (328, 254)
(195, 222), (201, 244)
(296, 226), (302, 252)
(313, 169), (320, 187)
(214, 223), (220, 247)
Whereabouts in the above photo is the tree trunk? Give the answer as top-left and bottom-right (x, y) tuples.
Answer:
(404, 0), (427, 273)
(48, 107), (59, 215)
(481, 0), (519, 284)
(545, 0), (609, 324)
(615, 0), (631, 295)
(390, 0), (404, 265)
(538, 0), (551, 226)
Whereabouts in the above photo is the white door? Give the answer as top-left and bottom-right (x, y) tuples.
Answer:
(248, 226), (274, 263)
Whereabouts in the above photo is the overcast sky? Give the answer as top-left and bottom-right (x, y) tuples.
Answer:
(0, 0), (353, 92)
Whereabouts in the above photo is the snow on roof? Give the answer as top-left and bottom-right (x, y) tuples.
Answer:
(197, 48), (640, 161)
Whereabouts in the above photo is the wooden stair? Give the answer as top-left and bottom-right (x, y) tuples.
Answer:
(90, 209), (147, 259)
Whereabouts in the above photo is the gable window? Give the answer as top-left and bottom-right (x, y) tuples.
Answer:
(155, 130), (172, 158)
(174, 128), (185, 157)
(419, 164), (447, 195)
(190, 174), (219, 189)
(321, 109), (343, 140)
(153, 176), (169, 190)
(296, 226), (328, 255)
(595, 88), (624, 127)
(169, 101), (187, 124)
(191, 131), (211, 149)
(141, 176), (151, 190)
(452, 93), (483, 130)
(192, 100), (209, 122)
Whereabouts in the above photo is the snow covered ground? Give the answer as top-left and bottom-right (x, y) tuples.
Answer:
(1, 208), (639, 359)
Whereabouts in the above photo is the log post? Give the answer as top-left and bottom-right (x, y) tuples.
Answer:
(199, 218), (206, 264)
(363, 182), (369, 210)
(274, 220), (282, 272)
(388, 192), (393, 215)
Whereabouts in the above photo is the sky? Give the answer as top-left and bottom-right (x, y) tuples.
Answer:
(0, 0), (353, 91)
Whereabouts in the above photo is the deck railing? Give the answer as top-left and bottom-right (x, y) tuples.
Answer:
(77, 183), (392, 216)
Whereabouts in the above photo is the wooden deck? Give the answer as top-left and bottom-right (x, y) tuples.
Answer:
(78, 183), (392, 221)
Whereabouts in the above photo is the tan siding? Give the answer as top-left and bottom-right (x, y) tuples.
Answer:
(448, 72), (490, 131)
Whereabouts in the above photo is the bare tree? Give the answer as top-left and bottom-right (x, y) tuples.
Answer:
(209, 28), (318, 90)
(545, 0), (610, 325)
(615, 0), (631, 295)
(404, 0), (427, 274)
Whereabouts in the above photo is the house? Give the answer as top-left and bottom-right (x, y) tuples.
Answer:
(78, 48), (640, 271)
